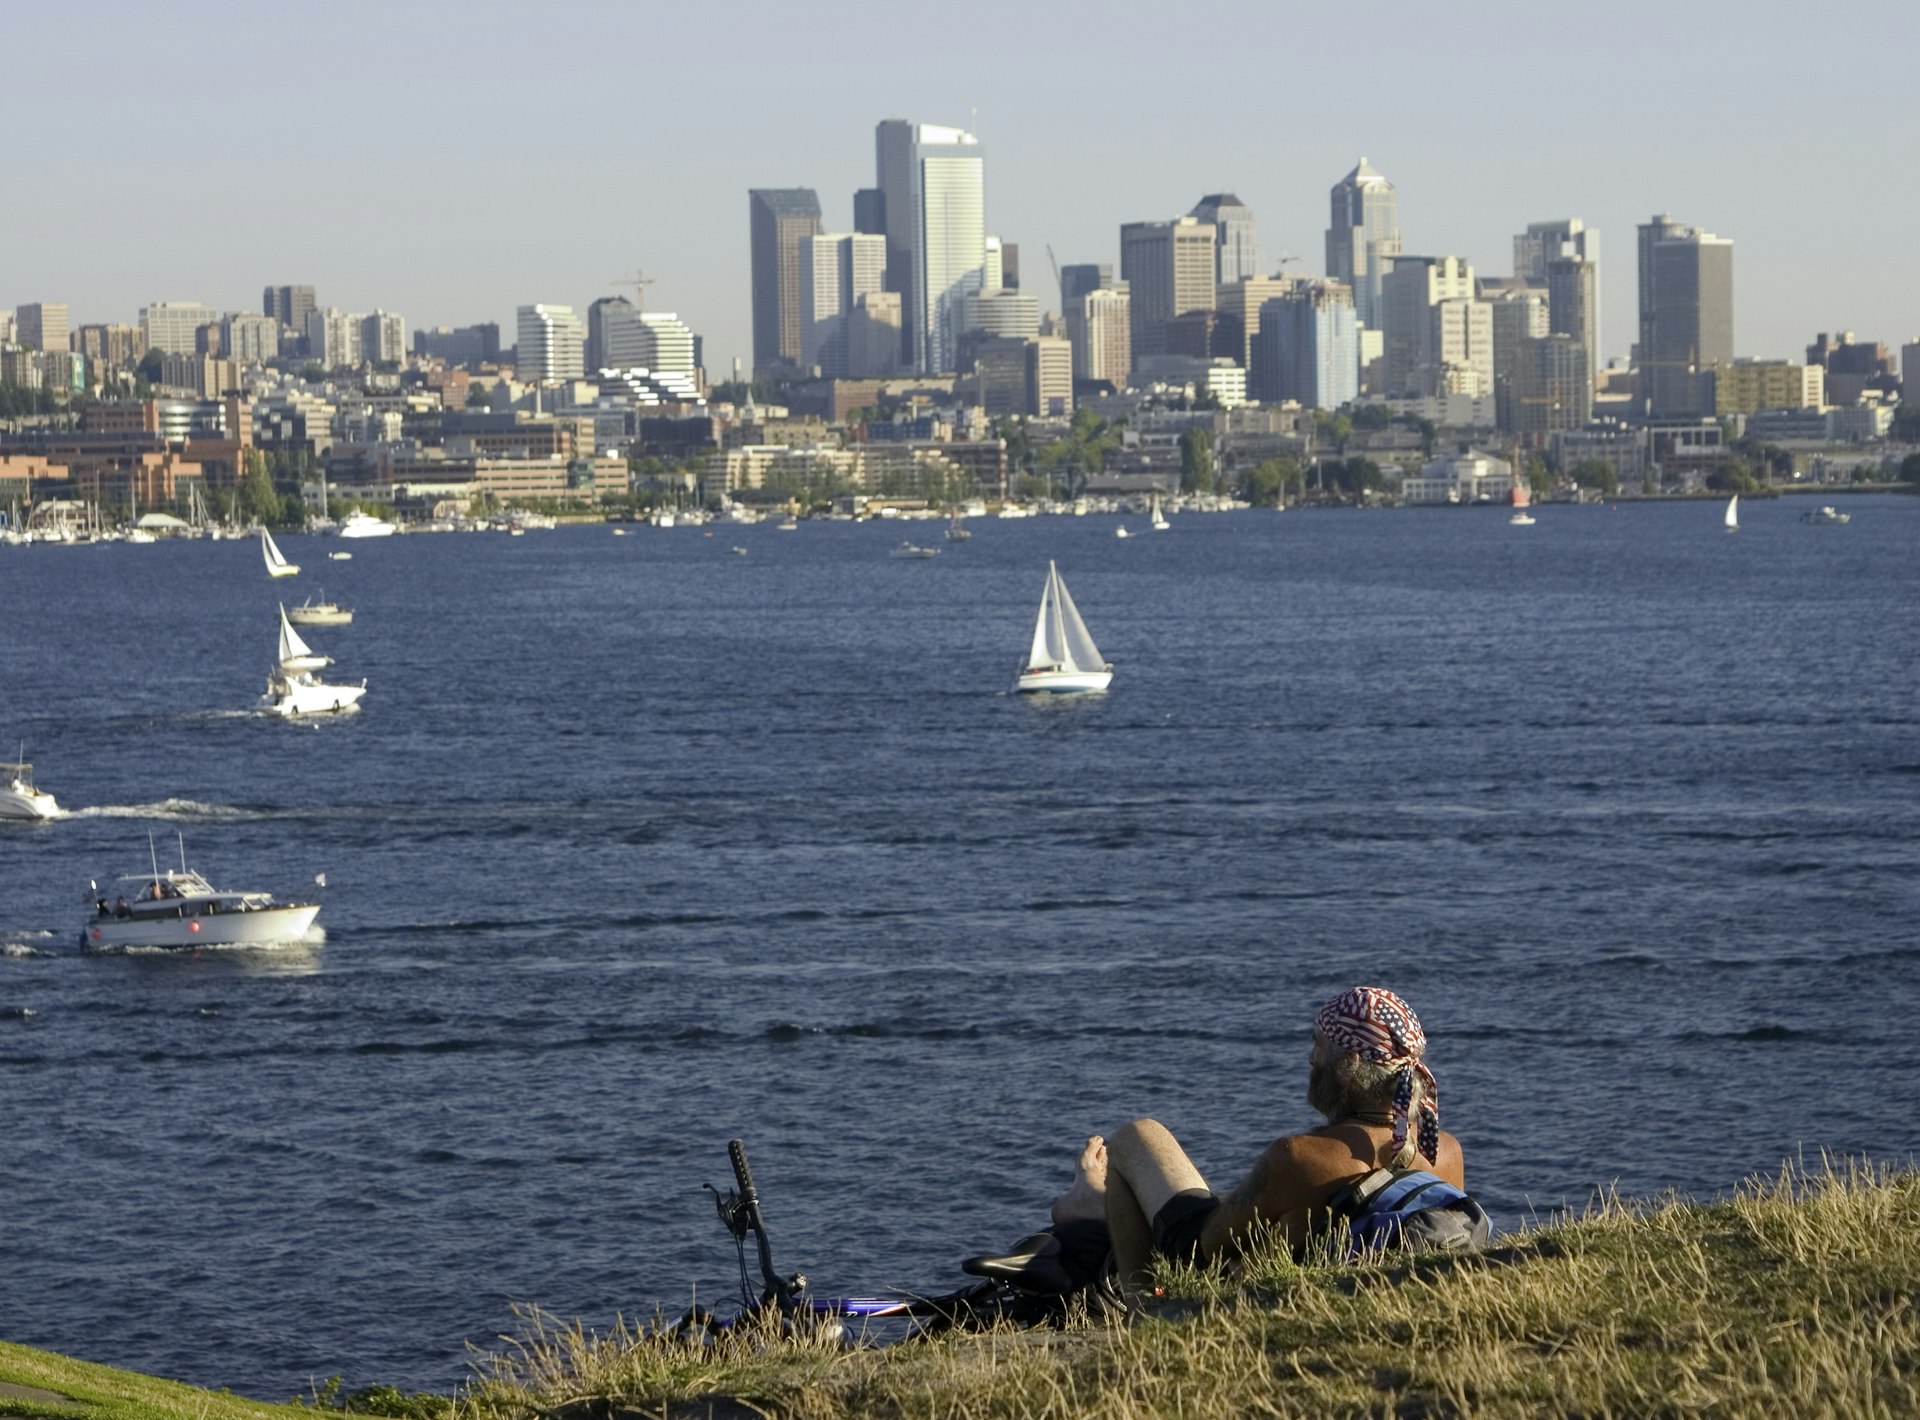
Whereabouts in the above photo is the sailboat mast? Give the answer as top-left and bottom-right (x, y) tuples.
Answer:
(1048, 564), (1069, 668)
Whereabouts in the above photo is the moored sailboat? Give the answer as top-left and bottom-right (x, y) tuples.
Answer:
(1014, 561), (1113, 694)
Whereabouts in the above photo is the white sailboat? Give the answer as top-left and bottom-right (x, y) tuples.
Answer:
(1150, 491), (1170, 531)
(276, 604), (333, 671)
(1014, 561), (1113, 694)
(261, 527), (299, 577)
(1724, 494), (1739, 533)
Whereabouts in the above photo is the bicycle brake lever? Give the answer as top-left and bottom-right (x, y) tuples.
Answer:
(704, 1183), (753, 1239)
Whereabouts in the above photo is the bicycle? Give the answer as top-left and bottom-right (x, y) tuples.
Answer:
(672, 1139), (1118, 1345)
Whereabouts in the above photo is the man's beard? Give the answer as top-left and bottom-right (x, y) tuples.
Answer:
(1307, 1061), (1343, 1121)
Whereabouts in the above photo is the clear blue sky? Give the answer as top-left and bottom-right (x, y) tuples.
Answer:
(8, 0), (1916, 375)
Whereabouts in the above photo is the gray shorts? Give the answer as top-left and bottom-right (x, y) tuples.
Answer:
(1150, 1188), (1219, 1262)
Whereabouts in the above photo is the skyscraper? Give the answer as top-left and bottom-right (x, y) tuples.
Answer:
(1325, 158), (1401, 330)
(517, 304), (585, 383)
(875, 118), (987, 373)
(140, 302), (220, 356)
(1254, 282), (1358, 410)
(1638, 216), (1733, 418)
(1120, 217), (1216, 361)
(1516, 219), (1601, 384)
(1380, 257), (1490, 397)
(264, 285), (317, 333)
(15, 303), (69, 353)
(800, 232), (887, 377)
(1189, 194), (1259, 285)
(748, 188), (823, 378)
(1067, 286), (1131, 388)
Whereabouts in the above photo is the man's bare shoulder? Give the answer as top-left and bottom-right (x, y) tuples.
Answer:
(1267, 1126), (1467, 1189)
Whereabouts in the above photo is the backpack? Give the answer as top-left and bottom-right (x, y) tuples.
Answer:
(1323, 1168), (1492, 1258)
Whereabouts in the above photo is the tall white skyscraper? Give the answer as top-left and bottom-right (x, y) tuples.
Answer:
(1325, 159), (1401, 330)
(636, 313), (696, 378)
(875, 118), (986, 374)
(517, 304), (585, 382)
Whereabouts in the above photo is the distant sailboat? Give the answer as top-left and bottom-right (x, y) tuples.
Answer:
(1508, 482), (1535, 526)
(1150, 491), (1170, 531)
(276, 604), (332, 672)
(1014, 561), (1113, 694)
(261, 528), (299, 577)
(1724, 494), (1739, 533)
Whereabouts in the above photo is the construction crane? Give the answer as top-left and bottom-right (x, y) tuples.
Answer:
(1047, 244), (1063, 309)
(610, 269), (656, 314)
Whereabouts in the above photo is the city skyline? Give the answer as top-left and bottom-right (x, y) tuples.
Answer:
(6, 0), (1917, 378)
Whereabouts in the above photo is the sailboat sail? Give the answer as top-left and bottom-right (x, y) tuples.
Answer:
(277, 605), (328, 669)
(1028, 562), (1105, 674)
(1724, 495), (1739, 531)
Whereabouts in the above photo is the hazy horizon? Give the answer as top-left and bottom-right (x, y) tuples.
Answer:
(8, 0), (1917, 378)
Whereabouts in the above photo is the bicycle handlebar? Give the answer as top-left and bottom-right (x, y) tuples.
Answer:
(728, 1138), (798, 1310)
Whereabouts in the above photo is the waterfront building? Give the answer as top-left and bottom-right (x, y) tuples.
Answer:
(16, 303), (69, 353)
(1325, 158), (1401, 330)
(1403, 448), (1515, 505)
(140, 302), (220, 356)
(1189, 194), (1259, 285)
(1709, 359), (1823, 415)
(1120, 217), (1217, 361)
(516, 304), (585, 383)
(1254, 282), (1358, 409)
(1639, 217), (1733, 418)
(748, 188), (823, 378)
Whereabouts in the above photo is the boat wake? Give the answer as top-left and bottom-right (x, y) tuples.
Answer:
(84, 931), (326, 959)
(2, 931), (57, 958)
(73, 799), (257, 822)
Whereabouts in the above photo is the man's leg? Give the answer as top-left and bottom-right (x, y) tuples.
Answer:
(1104, 1118), (1209, 1290)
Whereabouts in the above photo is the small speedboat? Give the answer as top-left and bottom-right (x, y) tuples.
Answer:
(1, 759), (62, 820)
(1114, 525), (1131, 539)
(1508, 511), (1536, 526)
(328, 551), (354, 561)
(1805, 505), (1851, 525)
(891, 542), (939, 559)
(82, 857), (321, 950)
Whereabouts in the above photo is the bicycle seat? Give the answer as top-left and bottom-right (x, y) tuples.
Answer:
(961, 1230), (1078, 1295)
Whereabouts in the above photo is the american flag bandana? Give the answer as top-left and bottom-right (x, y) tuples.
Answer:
(1314, 986), (1441, 1164)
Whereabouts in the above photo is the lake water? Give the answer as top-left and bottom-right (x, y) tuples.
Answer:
(2, 497), (1916, 1398)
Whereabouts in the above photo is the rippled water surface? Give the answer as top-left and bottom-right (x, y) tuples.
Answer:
(2, 498), (1917, 1396)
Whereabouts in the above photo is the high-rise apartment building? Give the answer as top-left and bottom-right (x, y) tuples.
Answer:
(1514, 219), (1601, 385)
(361, 310), (406, 365)
(516, 304), (586, 383)
(1381, 257), (1491, 397)
(140, 301), (219, 356)
(263, 285), (317, 333)
(1120, 217), (1217, 361)
(16, 303), (69, 352)
(1027, 336), (1073, 417)
(1254, 282), (1358, 410)
(748, 188), (823, 378)
(76, 323), (145, 367)
(418, 324), (500, 368)
(587, 296), (635, 372)
(223, 313), (281, 365)
(799, 232), (887, 376)
(1067, 286), (1131, 388)
(1189, 194), (1259, 285)
(1325, 158), (1401, 330)
(306, 308), (364, 369)
(636, 313), (696, 378)
(1639, 218), (1733, 418)
(875, 118), (987, 373)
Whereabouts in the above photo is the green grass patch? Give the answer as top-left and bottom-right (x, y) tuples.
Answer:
(8, 1159), (1918, 1420)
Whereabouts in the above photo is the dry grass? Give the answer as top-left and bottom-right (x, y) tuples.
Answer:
(457, 1158), (1920, 1420)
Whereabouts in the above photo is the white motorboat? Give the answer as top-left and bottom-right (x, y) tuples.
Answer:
(1114, 525), (1131, 538)
(288, 594), (354, 627)
(328, 551), (353, 561)
(1724, 494), (1739, 533)
(335, 510), (397, 538)
(1509, 511), (1536, 526)
(82, 856), (321, 950)
(261, 528), (299, 577)
(1805, 504), (1851, 525)
(262, 607), (364, 716)
(1, 759), (62, 820)
(1014, 561), (1113, 694)
(891, 542), (939, 559)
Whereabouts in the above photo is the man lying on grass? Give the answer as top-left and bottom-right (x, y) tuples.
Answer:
(1048, 985), (1466, 1293)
